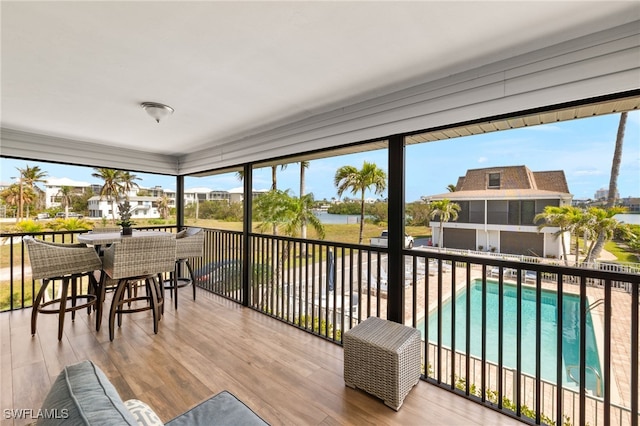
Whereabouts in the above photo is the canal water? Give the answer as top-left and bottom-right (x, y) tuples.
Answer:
(614, 213), (640, 225)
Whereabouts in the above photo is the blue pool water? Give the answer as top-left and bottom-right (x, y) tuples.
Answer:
(420, 279), (602, 392)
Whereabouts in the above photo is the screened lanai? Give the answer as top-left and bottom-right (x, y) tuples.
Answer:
(2, 2), (640, 425)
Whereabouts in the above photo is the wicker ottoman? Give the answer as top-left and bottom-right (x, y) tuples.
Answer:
(343, 316), (421, 410)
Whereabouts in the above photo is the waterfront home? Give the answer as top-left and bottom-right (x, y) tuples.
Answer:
(426, 165), (572, 258)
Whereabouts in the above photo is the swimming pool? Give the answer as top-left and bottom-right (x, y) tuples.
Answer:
(419, 279), (602, 392)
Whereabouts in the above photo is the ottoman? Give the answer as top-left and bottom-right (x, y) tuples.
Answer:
(343, 316), (421, 410)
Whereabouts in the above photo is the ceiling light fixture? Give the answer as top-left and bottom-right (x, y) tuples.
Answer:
(140, 102), (174, 123)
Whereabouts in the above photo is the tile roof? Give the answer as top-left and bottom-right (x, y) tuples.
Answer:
(454, 165), (569, 192)
(432, 165), (571, 199)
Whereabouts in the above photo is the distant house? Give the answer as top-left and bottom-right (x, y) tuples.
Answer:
(425, 165), (573, 258)
(87, 193), (162, 220)
(44, 177), (92, 209)
(621, 197), (640, 213)
(227, 187), (268, 204)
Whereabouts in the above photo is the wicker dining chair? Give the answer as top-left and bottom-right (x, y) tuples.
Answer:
(101, 235), (176, 341)
(24, 236), (104, 340)
(88, 226), (124, 291)
(163, 228), (204, 309)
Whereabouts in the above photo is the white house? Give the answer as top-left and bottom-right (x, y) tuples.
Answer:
(426, 165), (573, 259)
(44, 177), (92, 209)
(228, 187), (270, 204)
(87, 194), (161, 220)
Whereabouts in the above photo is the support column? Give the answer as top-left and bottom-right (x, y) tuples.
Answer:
(242, 164), (253, 307)
(176, 175), (184, 230)
(387, 134), (405, 323)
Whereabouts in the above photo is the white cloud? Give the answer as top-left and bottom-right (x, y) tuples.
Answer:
(477, 156), (488, 163)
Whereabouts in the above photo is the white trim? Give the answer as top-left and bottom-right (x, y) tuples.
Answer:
(179, 22), (640, 174)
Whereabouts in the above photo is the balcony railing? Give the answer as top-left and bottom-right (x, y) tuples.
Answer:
(2, 227), (639, 426)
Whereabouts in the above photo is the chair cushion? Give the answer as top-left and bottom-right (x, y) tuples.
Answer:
(165, 391), (268, 426)
(38, 360), (138, 425)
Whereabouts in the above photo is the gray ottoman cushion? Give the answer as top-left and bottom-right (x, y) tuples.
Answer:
(38, 360), (137, 425)
(165, 391), (268, 426)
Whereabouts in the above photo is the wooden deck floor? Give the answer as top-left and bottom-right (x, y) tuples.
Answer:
(0, 289), (522, 426)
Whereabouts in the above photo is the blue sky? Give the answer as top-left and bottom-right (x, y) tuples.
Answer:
(2, 111), (639, 202)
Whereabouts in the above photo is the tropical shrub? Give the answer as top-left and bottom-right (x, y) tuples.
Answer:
(49, 218), (91, 231)
(14, 220), (45, 233)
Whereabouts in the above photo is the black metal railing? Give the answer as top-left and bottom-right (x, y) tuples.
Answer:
(247, 234), (387, 342)
(236, 233), (639, 426)
(2, 227), (639, 426)
(408, 250), (639, 426)
(194, 228), (243, 303)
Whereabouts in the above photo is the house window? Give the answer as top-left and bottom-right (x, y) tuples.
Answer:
(521, 200), (536, 224)
(508, 200), (520, 225)
(488, 173), (500, 188)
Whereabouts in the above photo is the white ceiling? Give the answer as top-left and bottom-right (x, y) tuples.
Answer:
(2, 1), (639, 161)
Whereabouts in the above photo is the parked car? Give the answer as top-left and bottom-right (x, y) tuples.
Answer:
(55, 212), (83, 218)
(370, 230), (414, 249)
(34, 213), (50, 220)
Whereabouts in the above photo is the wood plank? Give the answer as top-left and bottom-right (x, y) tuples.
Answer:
(0, 289), (521, 426)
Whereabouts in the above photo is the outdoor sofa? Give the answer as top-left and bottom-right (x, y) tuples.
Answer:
(36, 360), (268, 425)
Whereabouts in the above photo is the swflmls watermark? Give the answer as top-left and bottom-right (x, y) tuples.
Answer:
(4, 408), (69, 420)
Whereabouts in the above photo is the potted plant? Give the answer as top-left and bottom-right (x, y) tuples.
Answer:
(116, 201), (134, 236)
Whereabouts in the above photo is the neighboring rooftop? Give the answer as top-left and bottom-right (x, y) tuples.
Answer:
(428, 165), (572, 200)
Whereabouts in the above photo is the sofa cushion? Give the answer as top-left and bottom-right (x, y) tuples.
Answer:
(165, 391), (268, 426)
(38, 360), (138, 426)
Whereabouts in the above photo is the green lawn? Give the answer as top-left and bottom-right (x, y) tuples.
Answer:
(605, 240), (640, 263)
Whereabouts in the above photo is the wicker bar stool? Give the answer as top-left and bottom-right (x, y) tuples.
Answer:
(163, 228), (204, 309)
(24, 236), (104, 341)
(101, 236), (176, 341)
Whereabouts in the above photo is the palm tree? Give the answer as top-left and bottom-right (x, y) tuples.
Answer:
(270, 163), (288, 236)
(255, 190), (324, 239)
(254, 189), (325, 302)
(91, 168), (124, 223)
(584, 206), (628, 264)
(299, 161), (310, 254)
(57, 186), (74, 218)
(1, 184), (35, 220)
(157, 193), (171, 220)
(20, 165), (48, 216)
(534, 206), (573, 265)
(589, 112), (628, 261)
(334, 162), (387, 244)
(565, 207), (590, 266)
(283, 193), (325, 240)
(428, 199), (461, 248)
(0, 185), (20, 217)
(120, 171), (141, 200)
(446, 184), (457, 192)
